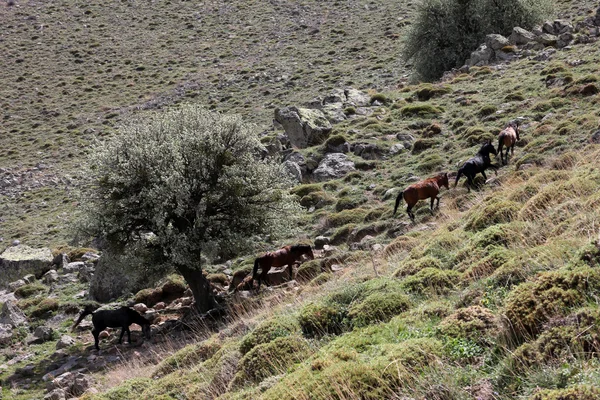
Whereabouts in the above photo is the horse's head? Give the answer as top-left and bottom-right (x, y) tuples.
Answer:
(480, 140), (497, 156)
(439, 172), (449, 189)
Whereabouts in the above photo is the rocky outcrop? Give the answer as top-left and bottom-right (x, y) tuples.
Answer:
(0, 301), (27, 327)
(0, 245), (53, 288)
(312, 154), (356, 182)
(274, 107), (332, 148)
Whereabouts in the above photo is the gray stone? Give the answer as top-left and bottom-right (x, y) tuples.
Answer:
(43, 269), (59, 284)
(44, 388), (66, 400)
(557, 32), (574, 48)
(383, 188), (401, 201)
(321, 103), (347, 124)
(495, 49), (517, 62)
(81, 252), (100, 262)
(344, 88), (370, 107)
(52, 253), (69, 269)
(323, 89), (345, 105)
(353, 143), (384, 160)
(509, 27), (536, 45)
(63, 262), (85, 274)
(0, 245), (53, 288)
(56, 335), (75, 350)
(8, 279), (26, 291)
(314, 236), (330, 250)
(0, 323), (13, 345)
(0, 301), (27, 327)
(467, 44), (493, 66)
(274, 107), (332, 148)
(34, 326), (54, 343)
(542, 20), (555, 34)
(536, 33), (558, 46)
(312, 153), (356, 182)
(22, 274), (35, 284)
(133, 303), (148, 314)
(485, 34), (509, 51)
(389, 143), (406, 155)
(554, 19), (573, 34)
(590, 130), (600, 144)
(282, 161), (302, 183)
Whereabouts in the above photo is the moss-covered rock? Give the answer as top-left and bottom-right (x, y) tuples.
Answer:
(28, 298), (59, 318)
(239, 317), (299, 355)
(206, 273), (229, 286)
(438, 306), (499, 343)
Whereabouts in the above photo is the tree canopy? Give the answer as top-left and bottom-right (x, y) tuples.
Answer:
(81, 105), (299, 311)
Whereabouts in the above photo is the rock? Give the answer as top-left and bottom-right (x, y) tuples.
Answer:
(73, 319), (92, 332)
(535, 33), (558, 46)
(314, 236), (330, 250)
(322, 245), (338, 257)
(8, 279), (26, 291)
(154, 302), (166, 310)
(554, 19), (573, 34)
(22, 274), (35, 284)
(43, 269), (59, 284)
(63, 262), (85, 274)
(495, 49), (517, 62)
(34, 326), (54, 343)
(56, 335), (75, 350)
(395, 133), (415, 148)
(485, 34), (509, 51)
(99, 330), (110, 339)
(352, 143), (384, 160)
(467, 44), (493, 66)
(344, 88), (370, 107)
(0, 301), (27, 327)
(590, 130), (600, 144)
(77, 265), (94, 283)
(81, 252), (100, 262)
(44, 389), (66, 400)
(383, 188), (400, 201)
(372, 243), (384, 252)
(51, 253), (69, 269)
(323, 88), (345, 105)
(274, 107), (332, 148)
(180, 297), (193, 307)
(0, 245), (53, 288)
(557, 32), (574, 48)
(48, 372), (91, 397)
(0, 323), (13, 345)
(542, 20), (555, 34)
(389, 143), (406, 155)
(313, 153), (356, 182)
(265, 265), (293, 286)
(509, 27), (536, 45)
(321, 103), (347, 124)
(282, 160), (302, 183)
(133, 303), (148, 314)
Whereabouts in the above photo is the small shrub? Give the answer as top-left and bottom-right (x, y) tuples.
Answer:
(401, 268), (461, 294)
(330, 223), (357, 245)
(324, 134), (347, 148)
(298, 302), (346, 337)
(417, 153), (444, 172)
(370, 93), (389, 104)
(239, 317), (298, 355)
(505, 92), (525, 101)
(464, 198), (521, 232)
(299, 191), (335, 209)
(335, 196), (367, 212)
(348, 292), (411, 327)
(462, 126), (494, 146)
(414, 84), (451, 101)
(530, 385), (600, 400)
(309, 272), (333, 286)
(400, 104), (443, 118)
(477, 105), (497, 118)
(134, 288), (163, 307)
(206, 273), (228, 286)
(438, 306), (499, 343)
(291, 183), (322, 198)
(411, 138), (437, 154)
(344, 107), (356, 116)
(155, 336), (222, 376)
(28, 298), (59, 318)
(394, 255), (443, 278)
(160, 275), (187, 296)
(14, 283), (46, 298)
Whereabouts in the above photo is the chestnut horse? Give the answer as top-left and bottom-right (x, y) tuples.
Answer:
(497, 121), (520, 165)
(393, 172), (449, 221)
(455, 141), (498, 192)
(252, 244), (314, 289)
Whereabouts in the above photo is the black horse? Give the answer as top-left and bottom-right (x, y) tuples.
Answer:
(455, 141), (499, 192)
(72, 305), (151, 351)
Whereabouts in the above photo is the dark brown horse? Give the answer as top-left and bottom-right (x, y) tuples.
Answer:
(252, 244), (314, 289)
(393, 173), (449, 221)
(498, 121), (520, 165)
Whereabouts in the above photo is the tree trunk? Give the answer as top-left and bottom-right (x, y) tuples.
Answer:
(176, 264), (214, 313)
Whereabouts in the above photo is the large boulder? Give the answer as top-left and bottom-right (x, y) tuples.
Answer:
(467, 44), (493, 66)
(274, 107), (332, 148)
(0, 245), (53, 288)
(0, 301), (27, 327)
(509, 27), (536, 45)
(282, 161), (302, 183)
(535, 33), (558, 46)
(312, 153), (356, 182)
(0, 323), (14, 345)
(485, 34), (509, 51)
(344, 88), (371, 107)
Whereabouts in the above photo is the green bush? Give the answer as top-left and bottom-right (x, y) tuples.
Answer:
(417, 153), (445, 172)
(401, 268), (461, 294)
(477, 104), (497, 118)
(438, 306), (498, 343)
(464, 198), (521, 232)
(206, 273), (228, 286)
(394, 255), (443, 278)
(403, 0), (552, 80)
(290, 183), (322, 198)
(530, 385), (600, 400)
(412, 138), (437, 154)
(348, 292), (411, 327)
(462, 126), (494, 146)
(299, 191), (335, 209)
(14, 283), (47, 298)
(325, 208), (369, 227)
(399, 104), (443, 118)
(298, 302), (346, 337)
(28, 298), (59, 318)
(414, 84), (451, 101)
(155, 337), (222, 376)
(233, 336), (312, 385)
(335, 196), (367, 212)
(296, 260), (323, 282)
(239, 317), (299, 355)
(330, 223), (357, 245)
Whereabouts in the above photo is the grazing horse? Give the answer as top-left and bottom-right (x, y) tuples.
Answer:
(252, 244), (314, 289)
(497, 121), (520, 165)
(393, 172), (449, 221)
(72, 305), (151, 351)
(455, 141), (499, 192)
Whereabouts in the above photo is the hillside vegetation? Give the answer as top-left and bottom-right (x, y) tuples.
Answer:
(2, 0), (600, 399)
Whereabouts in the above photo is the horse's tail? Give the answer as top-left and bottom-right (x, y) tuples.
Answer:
(497, 135), (504, 157)
(454, 168), (463, 187)
(393, 191), (404, 215)
(72, 304), (95, 331)
(252, 258), (260, 281)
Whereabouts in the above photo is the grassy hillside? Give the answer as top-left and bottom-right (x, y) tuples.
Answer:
(2, 0), (600, 399)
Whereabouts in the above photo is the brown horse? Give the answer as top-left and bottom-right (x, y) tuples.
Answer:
(393, 173), (449, 221)
(252, 244), (314, 289)
(497, 121), (520, 165)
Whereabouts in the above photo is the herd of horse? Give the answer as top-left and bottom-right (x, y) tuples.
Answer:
(74, 122), (520, 351)
(394, 121), (520, 220)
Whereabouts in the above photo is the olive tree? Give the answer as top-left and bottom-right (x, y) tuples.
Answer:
(403, 0), (552, 81)
(80, 105), (299, 312)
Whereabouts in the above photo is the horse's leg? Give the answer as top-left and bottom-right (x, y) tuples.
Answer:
(406, 204), (415, 221)
(466, 174), (474, 192)
(127, 327), (132, 344)
(92, 329), (100, 351)
(436, 196), (441, 209)
(430, 197), (435, 215)
(481, 170), (488, 181)
(118, 327), (126, 344)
